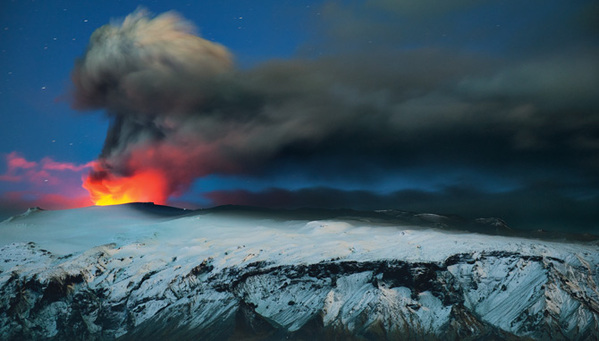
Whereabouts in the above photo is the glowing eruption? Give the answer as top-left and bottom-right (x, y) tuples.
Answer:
(72, 9), (234, 206)
(70, 8), (599, 216)
(83, 162), (169, 206)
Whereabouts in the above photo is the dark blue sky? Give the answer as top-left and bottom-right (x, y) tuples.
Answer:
(1, 0), (598, 232)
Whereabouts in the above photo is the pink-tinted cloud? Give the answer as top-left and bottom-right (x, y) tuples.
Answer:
(0, 152), (92, 184)
(0, 152), (37, 181)
(0, 174), (20, 182)
(0, 152), (94, 213)
(7, 152), (37, 169)
(41, 158), (94, 171)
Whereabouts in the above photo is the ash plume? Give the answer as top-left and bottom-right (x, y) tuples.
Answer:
(73, 7), (599, 206)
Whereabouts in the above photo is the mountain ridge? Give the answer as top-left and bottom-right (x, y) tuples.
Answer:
(1, 204), (598, 339)
(28, 202), (597, 241)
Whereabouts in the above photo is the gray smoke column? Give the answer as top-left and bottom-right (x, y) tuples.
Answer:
(73, 8), (599, 207)
(73, 9), (232, 113)
(73, 9), (235, 204)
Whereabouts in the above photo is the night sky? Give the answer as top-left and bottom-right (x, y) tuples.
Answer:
(1, 0), (598, 232)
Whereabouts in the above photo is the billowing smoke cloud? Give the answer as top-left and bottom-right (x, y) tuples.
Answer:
(72, 9), (235, 203)
(72, 9), (232, 113)
(73, 7), (599, 212)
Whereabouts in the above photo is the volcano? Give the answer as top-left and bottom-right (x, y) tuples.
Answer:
(1, 203), (598, 340)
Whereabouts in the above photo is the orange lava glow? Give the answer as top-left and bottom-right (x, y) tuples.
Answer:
(83, 168), (169, 206)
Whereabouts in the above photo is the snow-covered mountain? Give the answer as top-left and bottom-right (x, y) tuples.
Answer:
(1, 203), (598, 340)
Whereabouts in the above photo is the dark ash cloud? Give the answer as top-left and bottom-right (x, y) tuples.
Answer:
(71, 5), (599, 231)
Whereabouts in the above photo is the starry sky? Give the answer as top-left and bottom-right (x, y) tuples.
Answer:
(1, 0), (598, 232)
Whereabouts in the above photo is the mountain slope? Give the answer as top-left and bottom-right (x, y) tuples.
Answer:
(1, 204), (598, 340)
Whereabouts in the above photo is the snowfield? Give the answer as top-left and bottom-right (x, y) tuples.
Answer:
(1, 204), (598, 340)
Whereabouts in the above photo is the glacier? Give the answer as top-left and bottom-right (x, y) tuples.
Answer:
(0, 203), (598, 340)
